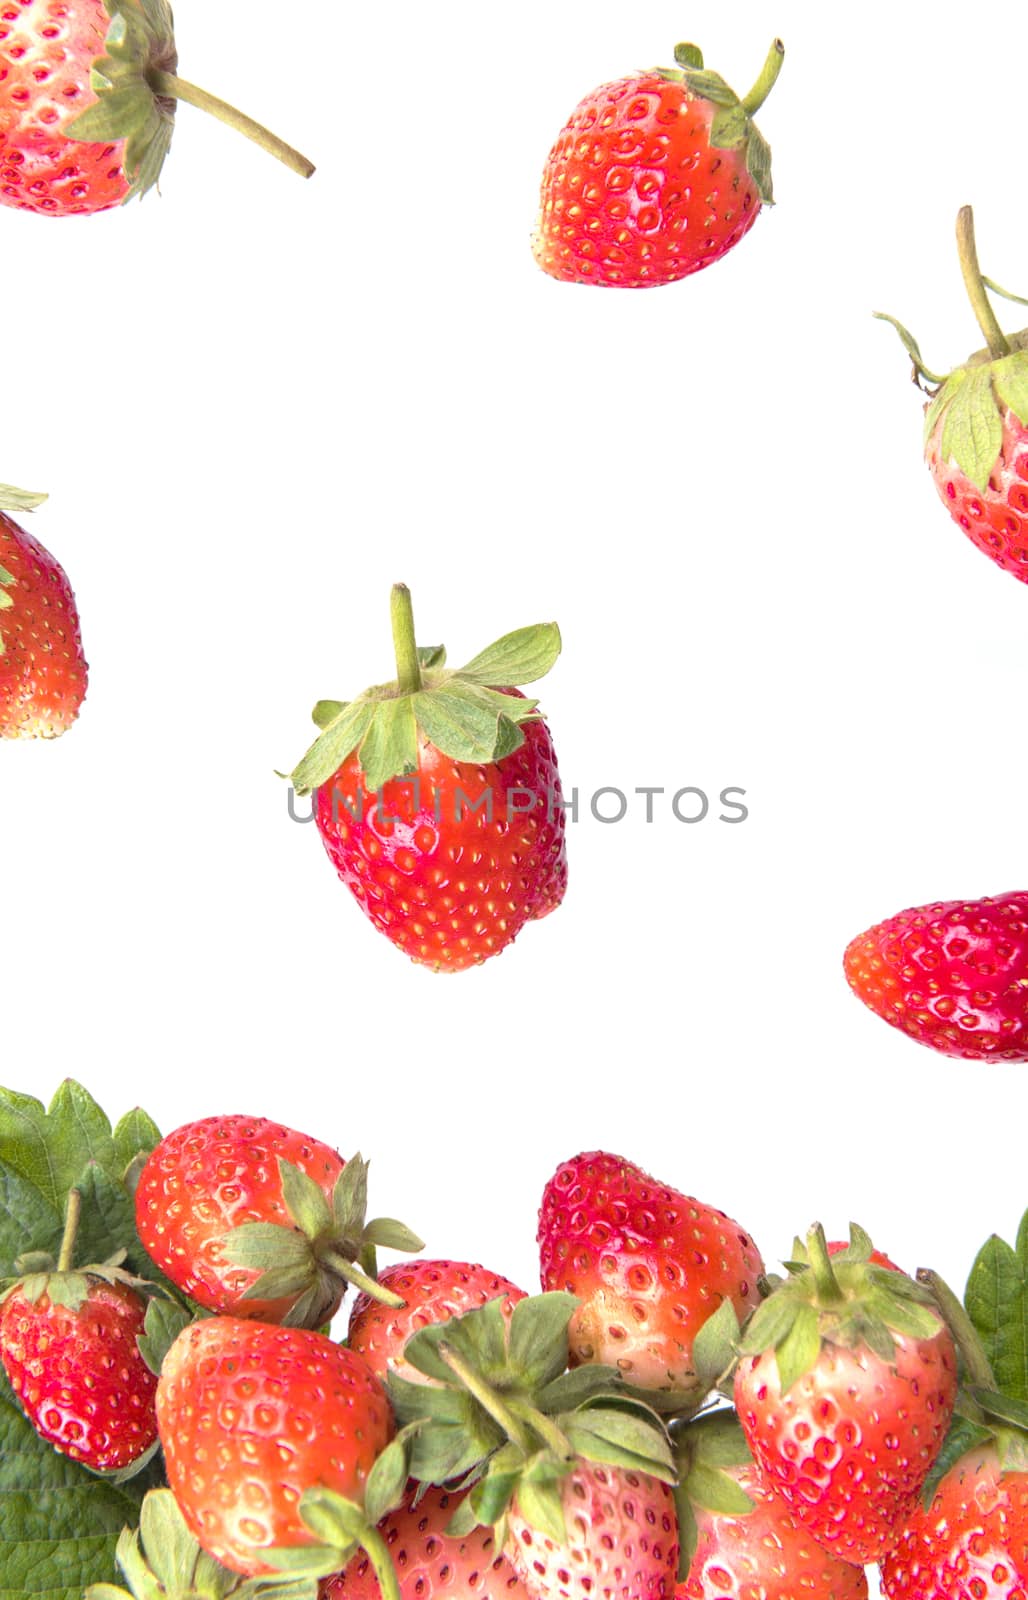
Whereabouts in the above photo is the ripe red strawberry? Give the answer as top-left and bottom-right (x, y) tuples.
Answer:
(348, 1259), (527, 1385)
(878, 206), (1028, 582)
(0, 1188), (157, 1472)
(843, 890), (1028, 1061)
(321, 1486), (531, 1600)
(0, 0), (313, 217)
(533, 38), (783, 288)
(508, 1460), (678, 1600)
(881, 1445), (1028, 1600)
(0, 486), (86, 738)
(287, 585), (567, 972)
(135, 1114), (421, 1326)
(538, 1151), (763, 1391)
(734, 1225), (958, 1565)
(156, 1316), (393, 1577)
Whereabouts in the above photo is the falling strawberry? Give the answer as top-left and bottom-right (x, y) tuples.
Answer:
(733, 1224), (958, 1565)
(533, 37), (783, 288)
(538, 1151), (763, 1393)
(156, 1317), (396, 1580)
(0, 0), (314, 217)
(0, 1188), (158, 1473)
(878, 206), (1028, 582)
(0, 483), (86, 738)
(135, 1114), (422, 1326)
(286, 584), (567, 973)
(348, 1258), (527, 1385)
(843, 889), (1028, 1061)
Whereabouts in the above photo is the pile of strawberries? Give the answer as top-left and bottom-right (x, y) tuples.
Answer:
(1, 1082), (1026, 1599)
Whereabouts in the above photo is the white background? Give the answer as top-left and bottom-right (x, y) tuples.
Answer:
(4, 0), (1027, 1348)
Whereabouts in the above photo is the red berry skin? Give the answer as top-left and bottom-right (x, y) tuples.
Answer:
(881, 1447), (1028, 1600)
(734, 1328), (958, 1565)
(533, 74), (761, 288)
(321, 1486), (530, 1600)
(315, 715), (567, 973)
(0, 513), (87, 738)
(348, 1260), (527, 1385)
(538, 1152), (763, 1390)
(157, 1317), (393, 1578)
(0, 0), (130, 217)
(844, 892), (1028, 1062)
(679, 1462), (868, 1600)
(0, 1277), (157, 1471)
(508, 1460), (678, 1600)
(135, 1115), (345, 1321)
(927, 409), (1028, 584)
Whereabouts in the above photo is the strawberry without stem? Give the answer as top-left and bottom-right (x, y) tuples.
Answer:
(538, 1151), (763, 1393)
(0, 484), (86, 738)
(843, 890), (1028, 1061)
(348, 1259), (527, 1386)
(533, 38), (783, 289)
(0, 0), (313, 217)
(287, 585), (567, 973)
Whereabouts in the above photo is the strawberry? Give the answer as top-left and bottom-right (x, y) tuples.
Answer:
(0, 0), (313, 217)
(0, 484), (86, 738)
(673, 1412), (868, 1600)
(733, 1225), (958, 1565)
(286, 585), (567, 973)
(0, 1188), (157, 1473)
(843, 890), (1028, 1061)
(878, 206), (1028, 582)
(533, 38), (783, 288)
(537, 1151), (764, 1393)
(348, 1259), (527, 1385)
(156, 1316), (395, 1579)
(321, 1486), (531, 1600)
(135, 1115), (422, 1327)
(881, 1445), (1028, 1599)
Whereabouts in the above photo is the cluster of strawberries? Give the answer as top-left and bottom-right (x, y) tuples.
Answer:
(1, 1096), (1025, 1599)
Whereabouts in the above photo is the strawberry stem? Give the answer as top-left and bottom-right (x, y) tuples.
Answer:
(146, 71), (315, 178)
(506, 1394), (576, 1464)
(359, 1524), (402, 1600)
(391, 584), (422, 695)
(57, 1189), (82, 1273)
(436, 1341), (535, 1454)
(740, 39), (785, 116)
(804, 1224), (844, 1305)
(321, 1251), (406, 1309)
(956, 205), (1011, 360)
(916, 1268), (996, 1390)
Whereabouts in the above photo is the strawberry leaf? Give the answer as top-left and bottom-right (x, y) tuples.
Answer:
(993, 352), (1028, 426)
(358, 696), (419, 793)
(965, 1214), (1028, 1403)
(775, 1303), (820, 1394)
(921, 1414), (993, 1507)
(65, 0), (177, 205)
(0, 484), (47, 514)
(691, 1297), (741, 1394)
(939, 364), (1004, 491)
(455, 624), (561, 688)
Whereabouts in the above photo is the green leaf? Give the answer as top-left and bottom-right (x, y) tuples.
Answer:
(709, 104), (749, 149)
(685, 1460), (753, 1516)
(412, 686), (526, 767)
(993, 352), (1028, 426)
(357, 695), (419, 793)
(921, 1414), (993, 1506)
(288, 699), (376, 797)
(969, 1387), (1028, 1431)
(940, 363), (1004, 490)
(536, 1365), (626, 1414)
(691, 1298), (741, 1393)
(278, 1160), (334, 1240)
(965, 1219), (1028, 1404)
(737, 1291), (798, 1355)
(513, 1475), (566, 1546)
(0, 484), (47, 515)
(363, 1435), (411, 1527)
(673, 42), (704, 69)
(508, 1293), (577, 1390)
(679, 1410), (753, 1474)
(775, 1304), (821, 1394)
(137, 1297), (191, 1377)
(222, 1222), (313, 1276)
(332, 1158), (369, 1240)
(360, 1218), (424, 1253)
(679, 67), (740, 108)
(562, 1409), (675, 1482)
(111, 1110), (161, 1180)
(417, 644), (446, 670)
(744, 125), (773, 204)
(312, 699), (347, 730)
(456, 623), (561, 689)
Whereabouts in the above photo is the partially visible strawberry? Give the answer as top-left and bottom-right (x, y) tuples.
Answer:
(156, 1317), (394, 1579)
(135, 1114), (422, 1327)
(733, 1224), (958, 1565)
(0, 0), (313, 217)
(0, 485), (86, 738)
(348, 1259), (527, 1385)
(843, 889), (1028, 1061)
(881, 1444), (1028, 1599)
(322, 1486), (531, 1600)
(828, 1237), (901, 1271)
(533, 38), (783, 289)
(0, 1188), (157, 1473)
(538, 1151), (763, 1392)
(878, 206), (1028, 583)
(287, 585), (567, 973)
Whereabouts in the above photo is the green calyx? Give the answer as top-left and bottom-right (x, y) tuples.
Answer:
(876, 205), (1028, 490)
(85, 1488), (319, 1600)
(657, 38), (784, 205)
(670, 1411), (755, 1579)
(65, 0), (315, 203)
(381, 1292), (675, 1549)
(0, 483), (47, 658)
(262, 1486), (404, 1600)
(286, 585), (562, 796)
(1, 1188), (153, 1318)
(737, 1224), (945, 1395)
(218, 1155), (424, 1328)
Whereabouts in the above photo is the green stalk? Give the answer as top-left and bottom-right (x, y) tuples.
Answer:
(506, 1395), (575, 1464)
(147, 71), (315, 178)
(956, 205), (1011, 359)
(321, 1251), (406, 1310)
(804, 1224), (844, 1306)
(916, 1269), (996, 1390)
(436, 1342), (535, 1455)
(359, 1525), (402, 1600)
(57, 1190), (82, 1273)
(741, 40), (785, 116)
(390, 584), (422, 694)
